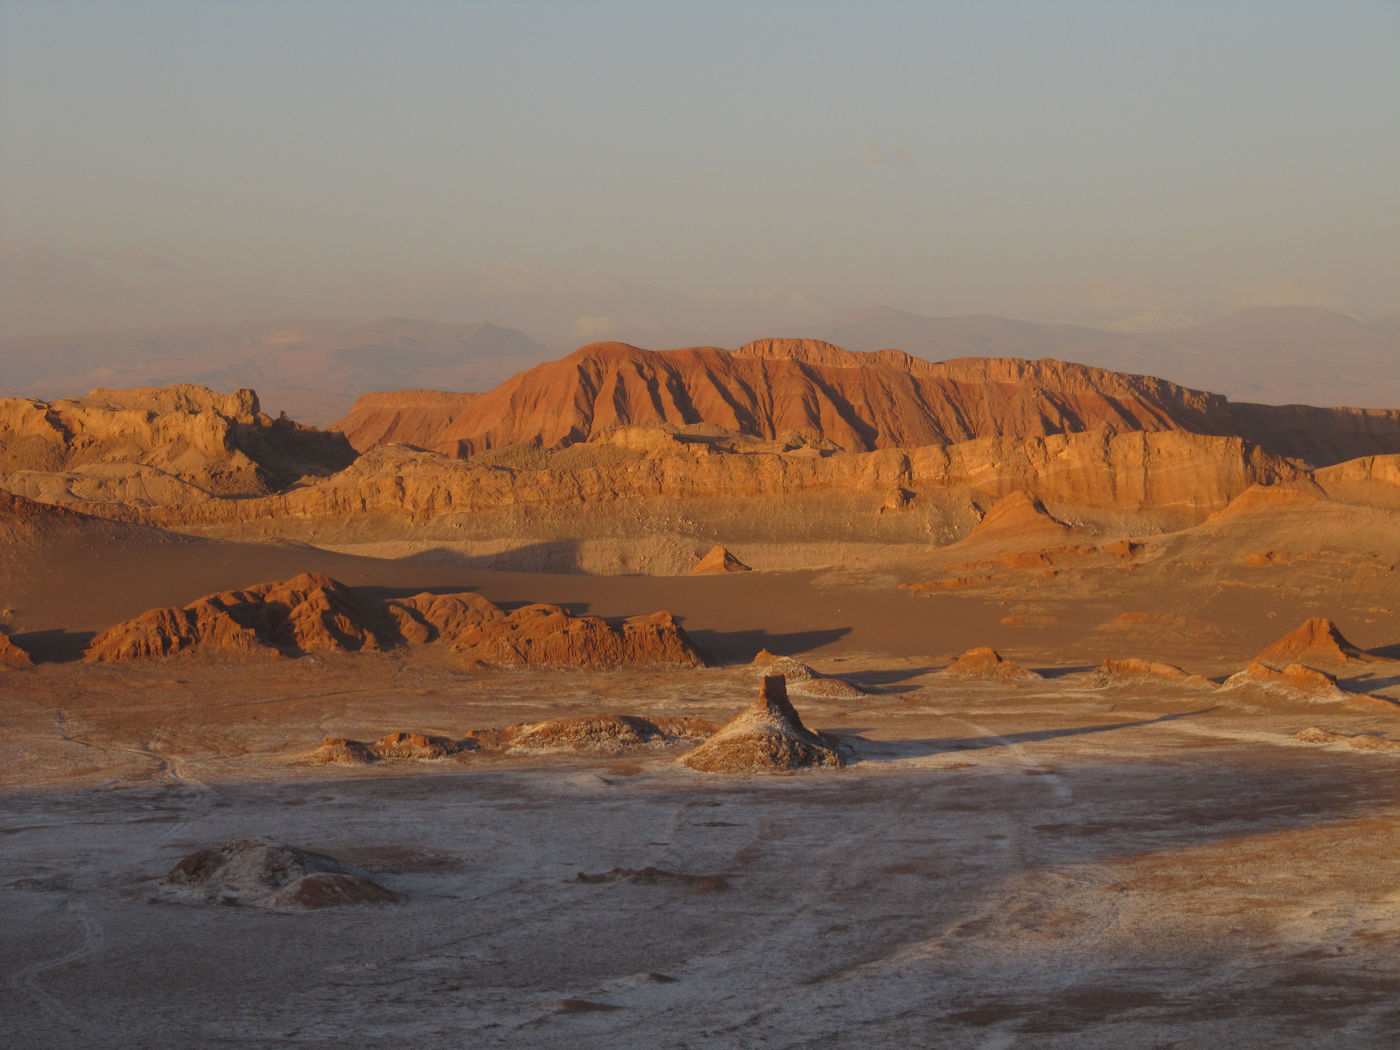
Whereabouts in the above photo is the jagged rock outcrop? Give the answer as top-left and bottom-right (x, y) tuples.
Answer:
(1254, 618), (1373, 669)
(163, 839), (398, 909)
(334, 390), (482, 453)
(386, 592), (701, 669)
(430, 341), (1245, 457)
(0, 384), (355, 508)
(691, 545), (751, 575)
(85, 572), (392, 661)
(84, 572), (702, 668)
(680, 675), (846, 773)
(0, 628), (33, 669)
(940, 647), (1041, 680)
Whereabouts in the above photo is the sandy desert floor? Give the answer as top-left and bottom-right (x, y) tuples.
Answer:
(3, 536), (1400, 1049)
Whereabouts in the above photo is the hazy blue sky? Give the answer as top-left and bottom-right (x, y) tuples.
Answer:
(2, 0), (1397, 340)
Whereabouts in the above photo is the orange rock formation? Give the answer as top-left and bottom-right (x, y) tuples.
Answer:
(940, 647), (1041, 679)
(84, 572), (701, 668)
(334, 390), (481, 453)
(429, 341), (1244, 457)
(0, 629), (33, 669)
(691, 545), (752, 575)
(1254, 618), (1372, 668)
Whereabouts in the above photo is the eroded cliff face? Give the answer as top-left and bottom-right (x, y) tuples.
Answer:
(131, 427), (1297, 533)
(0, 384), (355, 506)
(426, 340), (1245, 456)
(334, 390), (481, 453)
(5, 343), (1399, 573)
(330, 340), (1400, 468)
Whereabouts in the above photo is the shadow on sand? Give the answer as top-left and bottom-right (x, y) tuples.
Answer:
(844, 708), (1216, 763)
(13, 628), (96, 663)
(685, 626), (852, 665)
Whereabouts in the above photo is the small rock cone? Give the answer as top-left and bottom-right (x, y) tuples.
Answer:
(691, 545), (751, 575)
(1255, 618), (1370, 668)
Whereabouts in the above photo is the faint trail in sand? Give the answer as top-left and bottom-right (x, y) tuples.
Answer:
(122, 739), (211, 844)
(10, 896), (105, 1039)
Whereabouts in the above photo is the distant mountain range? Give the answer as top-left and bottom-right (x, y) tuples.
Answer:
(811, 305), (1400, 411)
(0, 305), (1396, 422)
(0, 318), (552, 423)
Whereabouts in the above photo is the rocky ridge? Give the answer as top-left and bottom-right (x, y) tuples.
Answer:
(84, 572), (701, 668)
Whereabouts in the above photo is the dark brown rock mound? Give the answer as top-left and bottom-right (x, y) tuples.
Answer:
(1255, 618), (1373, 668)
(681, 675), (845, 774)
(164, 838), (398, 909)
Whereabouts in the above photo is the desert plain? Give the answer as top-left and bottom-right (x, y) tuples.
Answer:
(2, 338), (1400, 1048)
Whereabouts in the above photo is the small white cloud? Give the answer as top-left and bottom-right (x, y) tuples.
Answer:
(859, 138), (890, 166)
(889, 142), (916, 168)
(572, 315), (617, 337)
(859, 139), (915, 168)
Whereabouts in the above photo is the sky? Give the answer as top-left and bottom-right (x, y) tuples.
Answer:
(1, 0), (1397, 342)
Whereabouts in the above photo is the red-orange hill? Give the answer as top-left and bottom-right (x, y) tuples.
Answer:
(410, 340), (1240, 456)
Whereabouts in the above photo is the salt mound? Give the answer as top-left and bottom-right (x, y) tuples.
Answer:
(0, 629), (33, 670)
(163, 838), (398, 909)
(1222, 660), (1350, 703)
(750, 649), (867, 697)
(1088, 658), (1207, 686)
(1293, 727), (1400, 752)
(304, 732), (465, 764)
(941, 647), (1041, 680)
(1255, 617), (1372, 668)
(371, 732), (463, 760)
(508, 714), (717, 754)
(306, 738), (377, 765)
(691, 545), (751, 575)
(270, 872), (401, 909)
(680, 675), (845, 774)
